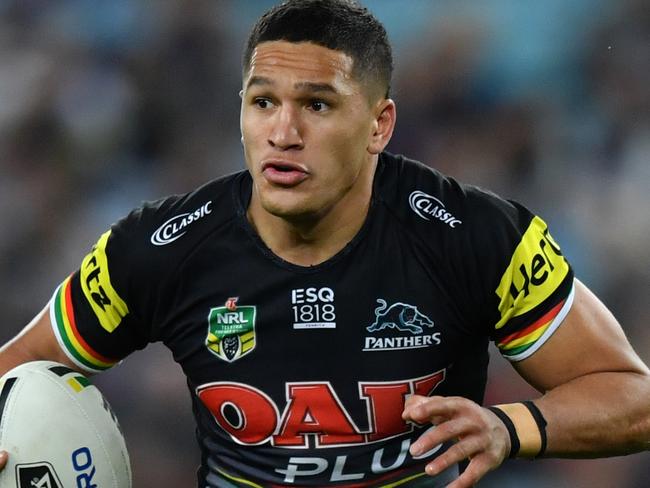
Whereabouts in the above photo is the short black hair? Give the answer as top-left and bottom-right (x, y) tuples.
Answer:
(243, 0), (393, 99)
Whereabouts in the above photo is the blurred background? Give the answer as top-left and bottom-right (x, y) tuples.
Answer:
(0, 0), (648, 486)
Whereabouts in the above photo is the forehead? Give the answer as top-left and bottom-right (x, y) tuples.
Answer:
(244, 41), (357, 93)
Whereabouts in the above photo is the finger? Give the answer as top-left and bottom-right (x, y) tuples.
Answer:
(0, 451), (8, 470)
(407, 413), (448, 428)
(402, 394), (429, 413)
(403, 396), (461, 423)
(424, 436), (483, 477)
(410, 417), (473, 456)
(445, 455), (495, 488)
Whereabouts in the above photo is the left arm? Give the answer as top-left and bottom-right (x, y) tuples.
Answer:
(515, 279), (650, 456)
(402, 279), (650, 487)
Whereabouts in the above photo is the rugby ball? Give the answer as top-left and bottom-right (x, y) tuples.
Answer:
(0, 361), (131, 488)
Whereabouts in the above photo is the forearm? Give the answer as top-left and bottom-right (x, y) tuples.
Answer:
(0, 304), (80, 376)
(0, 314), (45, 375)
(402, 370), (650, 488)
(535, 370), (650, 457)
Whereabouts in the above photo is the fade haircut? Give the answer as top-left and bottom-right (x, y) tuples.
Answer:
(243, 0), (393, 99)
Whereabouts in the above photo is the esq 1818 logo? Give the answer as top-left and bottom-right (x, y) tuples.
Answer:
(291, 287), (336, 329)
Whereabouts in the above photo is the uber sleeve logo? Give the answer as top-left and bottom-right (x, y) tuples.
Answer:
(495, 216), (570, 329)
(80, 230), (129, 333)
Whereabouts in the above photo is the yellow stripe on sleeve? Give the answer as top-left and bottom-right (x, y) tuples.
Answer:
(495, 217), (569, 330)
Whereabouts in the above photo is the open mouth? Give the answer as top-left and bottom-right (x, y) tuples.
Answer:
(269, 163), (297, 172)
(261, 160), (309, 186)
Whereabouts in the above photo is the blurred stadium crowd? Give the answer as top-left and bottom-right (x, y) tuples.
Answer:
(0, 0), (648, 486)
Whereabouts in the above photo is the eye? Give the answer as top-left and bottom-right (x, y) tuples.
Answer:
(254, 98), (273, 109)
(309, 100), (329, 112)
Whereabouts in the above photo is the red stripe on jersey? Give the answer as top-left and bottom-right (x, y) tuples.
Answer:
(498, 298), (565, 347)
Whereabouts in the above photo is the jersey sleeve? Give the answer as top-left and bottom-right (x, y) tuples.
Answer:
(49, 206), (162, 373)
(460, 189), (575, 362)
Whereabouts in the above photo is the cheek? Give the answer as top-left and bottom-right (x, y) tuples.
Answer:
(322, 136), (369, 186)
(330, 124), (372, 164)
(241, 111), (255, 141)
(241, 113), (265, 155)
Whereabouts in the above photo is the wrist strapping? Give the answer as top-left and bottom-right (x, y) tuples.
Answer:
(522, 400), (548, 457)
(487, 406), (520, 458)
(488, 401), (548, 458)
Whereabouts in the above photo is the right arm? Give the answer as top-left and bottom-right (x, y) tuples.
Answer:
(0, 302), (85, 469)
(1, 198), (175, 471)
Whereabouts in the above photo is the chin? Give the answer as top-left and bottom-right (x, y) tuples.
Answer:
(263, 201), (315, 221)
(260, 193), (321, 221)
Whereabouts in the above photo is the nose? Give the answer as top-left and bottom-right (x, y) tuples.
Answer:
(268, 105), (304, 151)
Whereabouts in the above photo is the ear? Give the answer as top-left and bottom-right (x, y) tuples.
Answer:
(367, 99), (397, 155)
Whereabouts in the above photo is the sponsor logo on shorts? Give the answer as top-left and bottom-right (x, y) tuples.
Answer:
(206, 298), (257, 362)
(409, 191), (462, 228)
(150, 201), (212, 246)
(363, 299), (441, 351)
(80, 230), (129, 333)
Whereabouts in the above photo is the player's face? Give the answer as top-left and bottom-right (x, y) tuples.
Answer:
(240, 41), (386, 221)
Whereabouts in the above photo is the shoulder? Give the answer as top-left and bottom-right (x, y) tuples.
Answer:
(66, 171), (248, 346)
(375, 153), (574, 338)
(102, 171), (247, 274)
(375, 152), (531, 238)
(113, 171), (245, 248)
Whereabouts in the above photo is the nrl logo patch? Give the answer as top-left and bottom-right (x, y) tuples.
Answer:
(206, 297), (257, 362)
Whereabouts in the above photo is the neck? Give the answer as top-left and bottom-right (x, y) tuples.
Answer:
(247, 158), (378, 267)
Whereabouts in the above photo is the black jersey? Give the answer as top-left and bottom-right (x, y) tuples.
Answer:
(49, 152), (574, 487)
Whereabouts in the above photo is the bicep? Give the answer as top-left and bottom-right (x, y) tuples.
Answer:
(0, 303), (83, 376)
(514, 279), (649, 392)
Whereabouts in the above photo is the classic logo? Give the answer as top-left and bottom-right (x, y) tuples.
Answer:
(364, 299), (441, 351)
(206, 298), (257, 362)
(16, 462), (62, 488)
(408, 191), (462, 228)
(150, 201), (212, 246)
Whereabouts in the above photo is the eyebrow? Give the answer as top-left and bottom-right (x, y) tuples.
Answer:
(246, 76), (339, 95)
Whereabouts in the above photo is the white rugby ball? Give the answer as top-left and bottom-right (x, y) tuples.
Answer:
(0, 360), (131, 488)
